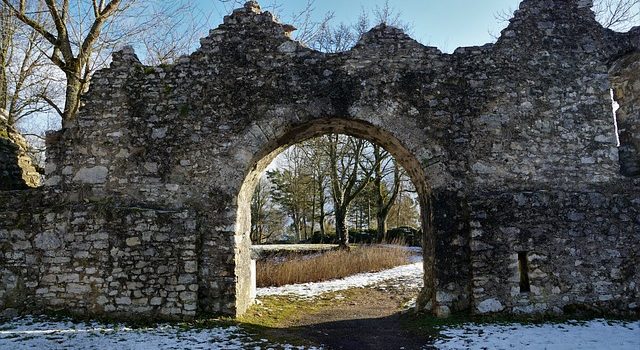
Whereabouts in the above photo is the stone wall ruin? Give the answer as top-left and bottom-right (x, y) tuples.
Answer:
(0, 0), (638, 320)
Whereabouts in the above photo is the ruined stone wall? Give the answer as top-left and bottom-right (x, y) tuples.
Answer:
(457, 0), (640, 316)
(0, 0), (638, 320)
(465, 0), (628, 192)
(470, 186), (639, 314)
(0, 190), (203, 319)
(40, 3), (465, 316)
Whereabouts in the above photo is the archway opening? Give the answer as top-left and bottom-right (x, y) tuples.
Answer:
(233, 118), (434, 316)
(252, 133), (421, 246)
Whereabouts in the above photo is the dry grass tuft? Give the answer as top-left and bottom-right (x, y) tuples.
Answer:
(257, 245), (412, 287)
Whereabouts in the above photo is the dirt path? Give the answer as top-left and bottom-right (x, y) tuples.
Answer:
(248, 286), (432, 350)
(290, 288), (430, 349)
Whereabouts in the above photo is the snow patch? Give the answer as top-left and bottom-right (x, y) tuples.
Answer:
(0, 317), (321, 350)
(257, 261), (424, 298)
(435, 320), (640, 350)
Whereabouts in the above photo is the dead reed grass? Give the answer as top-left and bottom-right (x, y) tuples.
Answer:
(256, 245), (412, 287)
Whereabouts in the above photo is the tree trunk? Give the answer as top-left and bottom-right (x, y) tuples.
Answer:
(291, 210), (300, 243)
(319, 215), (325, 242)
(318, 181), (326, 242)
(0, 5), (10, 113)
(62, 72), (82, 128)
(367, 199), (371, 230)
(319, 205), (326, 243)
(374, 151), (385, 242)
(302, 215), (308, 241)
(0, 61), (6, 112)
(335, 207), (349, 249)
(395, 191), (402, 227)
(311, 186), (316, 238)
(377, 213), (388, 243)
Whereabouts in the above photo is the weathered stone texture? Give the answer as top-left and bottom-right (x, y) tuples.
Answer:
(0, 0), (638, 320)
(0, 190), (201, 319)
(470, 186), (639, 315)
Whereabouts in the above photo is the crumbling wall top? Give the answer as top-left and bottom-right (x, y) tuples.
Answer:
(196, 0), (298, 56)
(110, 45), (142, 68)
(631, 26), (640, 50)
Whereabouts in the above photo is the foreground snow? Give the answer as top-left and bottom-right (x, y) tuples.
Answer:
(2, 317), (637, 350)
(0, 317), (319, 350)
(435, 319), (640, 350)
(0, 253), (422, 350)
(257, 253), (640, 350)
(257, 261), (424, 298)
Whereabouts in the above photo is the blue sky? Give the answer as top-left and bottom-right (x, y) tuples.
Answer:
(204, 0), (524, 53)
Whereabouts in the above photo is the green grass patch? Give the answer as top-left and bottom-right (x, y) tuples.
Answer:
(239, 292), (358, 329)
(235, 291), (361, 347)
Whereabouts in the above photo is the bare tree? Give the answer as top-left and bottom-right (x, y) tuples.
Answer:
(1, 1), (57, 128)
(388, 186), (420, 229)
(268, 145), (316, 242)
(256, 133), (422, 245)
(326, 135), (380, 249)
(371, 0), (412, 31)
(216, 0), (411, 53)
(251, 176), (270, 243)
(0, 2), (12, 113)
(250, 177), (286, 244)
(594, 0), (640, 31)
(291, 138), (325, 241)
(2, 0), (212, 129)
(1, 0), (131, 127)
(137, 2), (211, 66)
(307, 0), (412, 53)
(372, 145), (402, 243)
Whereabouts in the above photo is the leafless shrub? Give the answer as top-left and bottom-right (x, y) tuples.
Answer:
(594, 0), (640, 31)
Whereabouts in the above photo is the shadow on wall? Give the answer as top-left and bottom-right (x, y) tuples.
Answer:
(0, 140), (23, 190)
(0, 118), (42, 190)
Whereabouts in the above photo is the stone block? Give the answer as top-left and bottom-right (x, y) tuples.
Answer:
(72, 166), (108, 184)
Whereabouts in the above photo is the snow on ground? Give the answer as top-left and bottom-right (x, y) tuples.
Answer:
(258, 247), (424, 298)
(257, 251), (640, 350)
(434, 319), (640, 350)
(0, 316), (320, 350)
(0, 250), (422, 349)
(1, 250), (638, 350)
(257, 260), (424, 298)
(4, 317), (636, 350)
